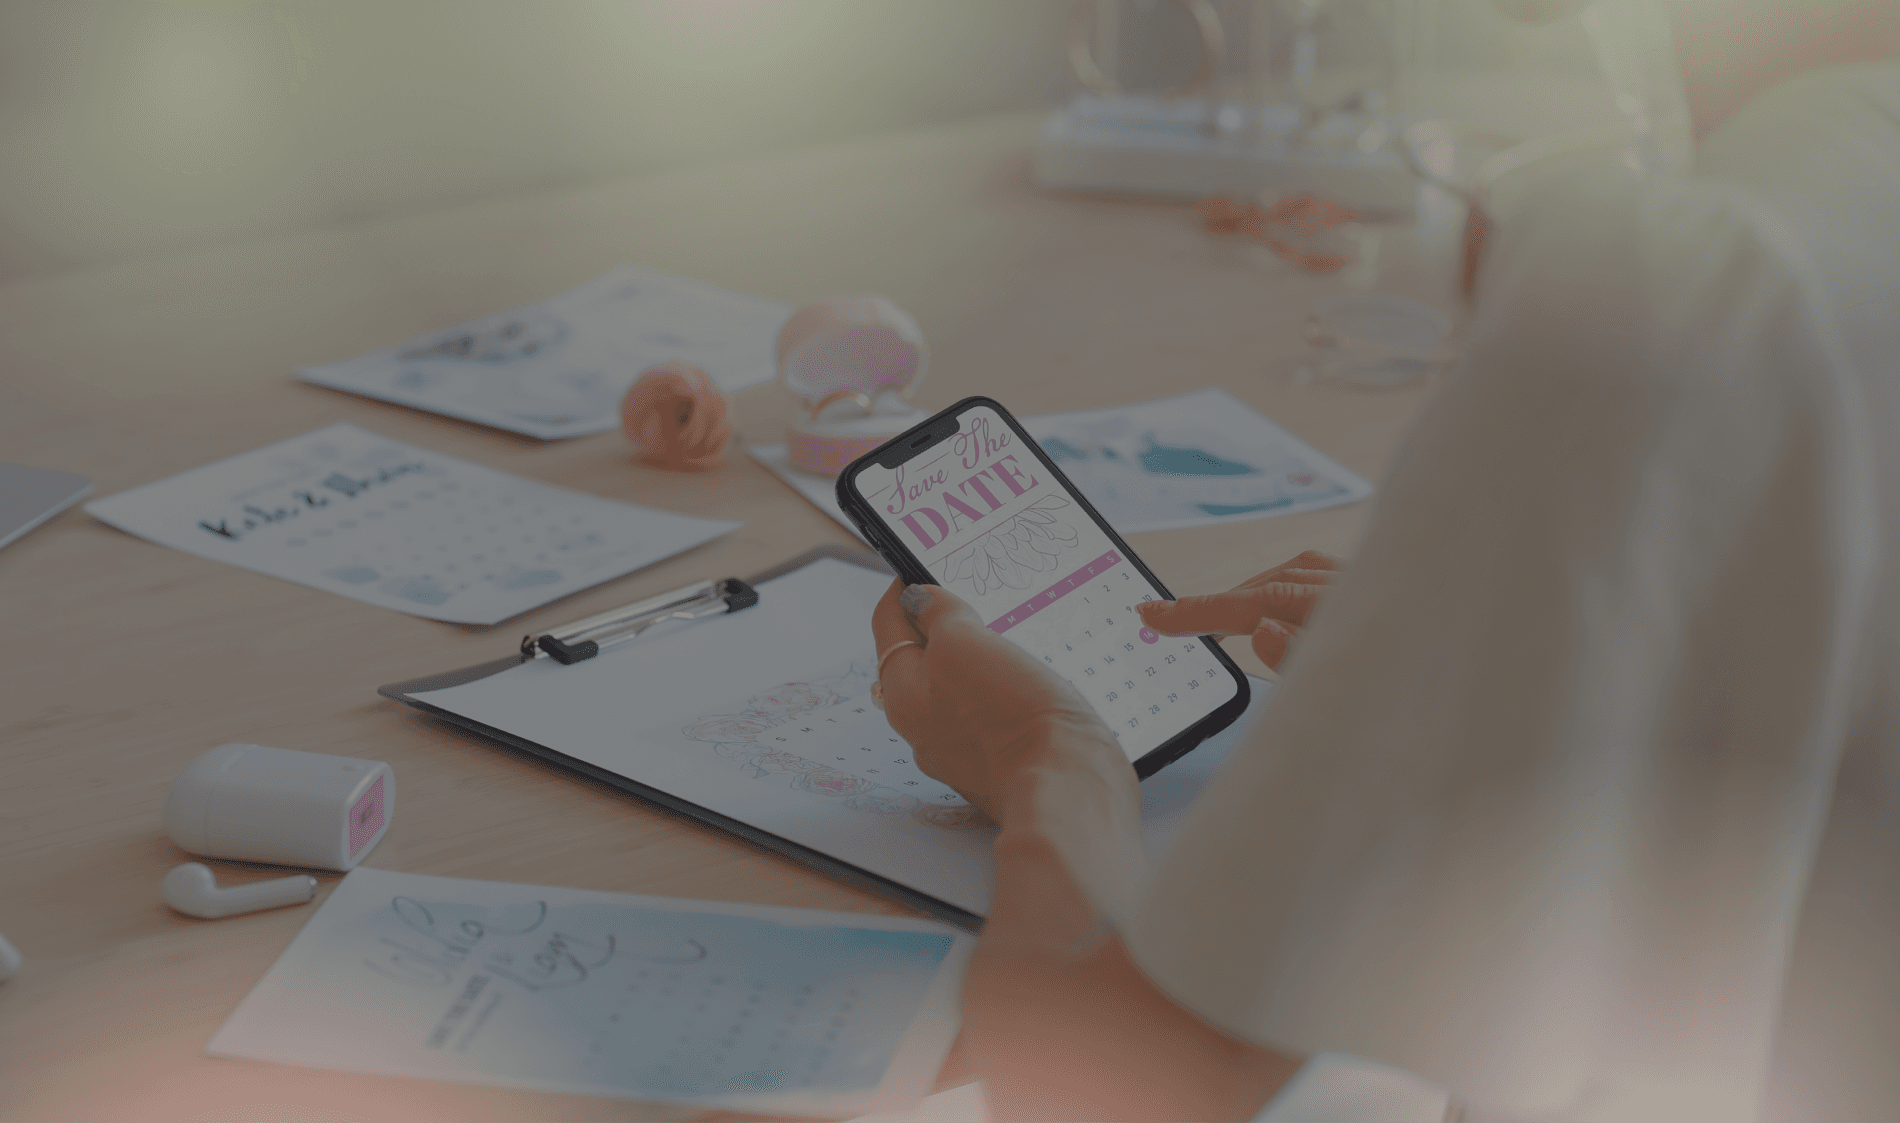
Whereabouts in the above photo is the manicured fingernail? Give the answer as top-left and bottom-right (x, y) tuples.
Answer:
(900, 585), (933, 614)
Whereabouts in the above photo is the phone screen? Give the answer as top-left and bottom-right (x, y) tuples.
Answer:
(846, 401), (1241, 765)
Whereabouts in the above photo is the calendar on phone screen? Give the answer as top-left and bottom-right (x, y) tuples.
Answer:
(847, 402), (1244, 765)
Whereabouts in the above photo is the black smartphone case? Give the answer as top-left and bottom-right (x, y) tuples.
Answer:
(833, 395), (1251, 779)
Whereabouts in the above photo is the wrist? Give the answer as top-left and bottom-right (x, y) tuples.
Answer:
(1252, 1053), (1451, 1122)
(983, 718), (1145, 937)
(989, 713), (1133, 832)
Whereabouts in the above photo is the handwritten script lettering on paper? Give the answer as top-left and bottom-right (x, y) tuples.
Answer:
(207, 868), (972, 1115)
(86, 423), (739, 624)
(365, 897), (633, 995)
(197, 462), (427, 541)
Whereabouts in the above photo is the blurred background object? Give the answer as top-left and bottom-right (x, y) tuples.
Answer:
(0, 0), (1076, 286)
(1037, 0), (1419, 211)
(0, 0), (1634, 288)
(1033, 0), (1630, 209)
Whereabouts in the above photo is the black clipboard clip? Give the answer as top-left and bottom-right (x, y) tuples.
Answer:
(522, 576), (758, 665)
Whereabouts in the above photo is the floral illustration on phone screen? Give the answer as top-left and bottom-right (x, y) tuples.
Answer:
(935, 495), (1077, 596)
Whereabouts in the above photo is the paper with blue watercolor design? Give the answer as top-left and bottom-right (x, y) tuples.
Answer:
(299, 265), (791, 440)
(1022, 387), (1372, 533)
(751, 389), (1370, 540)
(208, 867), (972, 1117)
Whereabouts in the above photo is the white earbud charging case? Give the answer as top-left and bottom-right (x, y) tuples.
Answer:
(164, 743), (393, 871)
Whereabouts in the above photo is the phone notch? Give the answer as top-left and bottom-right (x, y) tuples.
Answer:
(880, 414), (957, 467)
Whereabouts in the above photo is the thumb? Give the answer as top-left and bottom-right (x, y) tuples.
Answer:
(898, 583), (987, 640)
(876, 583), (996, 726)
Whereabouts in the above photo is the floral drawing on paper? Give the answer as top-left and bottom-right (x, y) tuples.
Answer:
(678, 661), (980, 823)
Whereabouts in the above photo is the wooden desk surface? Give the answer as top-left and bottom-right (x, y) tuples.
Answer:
(0, 111), (1452, 1122)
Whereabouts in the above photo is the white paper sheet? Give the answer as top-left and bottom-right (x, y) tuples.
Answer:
(300, 265), (791, 439)
(850, 1081), (987, 1122)
(0, 462), (93, 551)
(208, 867), (974, 1118)
(1019, 388), (1373, 532)
(753, 389), (1370, 538)
(84, 423), (739, 625)
(412, 558), (1273, 918)
(749, 443), (869, 542)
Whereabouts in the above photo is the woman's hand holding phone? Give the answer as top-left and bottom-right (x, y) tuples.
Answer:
(871, 549), (1344, 819)
(840, 398), (1255, 776)
(871, 578), (1304, 1123)
(869, 579), (1131, 823)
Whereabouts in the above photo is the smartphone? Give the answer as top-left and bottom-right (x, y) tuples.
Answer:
(836, 396), (1250, 778)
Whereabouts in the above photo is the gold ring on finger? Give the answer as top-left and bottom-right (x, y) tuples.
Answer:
(876, 639), (922, 676)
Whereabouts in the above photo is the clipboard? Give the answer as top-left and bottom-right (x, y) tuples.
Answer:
(375, 544), (999, 932)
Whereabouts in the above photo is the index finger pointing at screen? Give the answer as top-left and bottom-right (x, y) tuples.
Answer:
(1138, 581), (1325, 637)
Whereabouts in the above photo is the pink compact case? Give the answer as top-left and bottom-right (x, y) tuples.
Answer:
(777, 295), (931, 477)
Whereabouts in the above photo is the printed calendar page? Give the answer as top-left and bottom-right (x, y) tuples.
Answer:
(84, 423), (738, 625)
(208, 867), (971, 1117)
(849, 403), (1241, 763)
(410, 557), (1272, 921)
(660, 655), (971, 812)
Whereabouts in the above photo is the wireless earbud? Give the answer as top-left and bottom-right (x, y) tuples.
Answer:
(0, 932), (20, 981)
(162, 862), (318, 919)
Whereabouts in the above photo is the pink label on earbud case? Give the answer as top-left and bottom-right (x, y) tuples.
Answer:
(348, 774), (385, 858)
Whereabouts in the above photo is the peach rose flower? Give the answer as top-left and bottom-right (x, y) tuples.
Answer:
(620, 360), (731, 470)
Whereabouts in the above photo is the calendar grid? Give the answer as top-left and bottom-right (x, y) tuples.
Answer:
(986, 550), (1122, 635)
(858, 401), (1239, 765)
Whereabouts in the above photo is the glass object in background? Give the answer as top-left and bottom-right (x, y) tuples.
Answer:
(1397, 118), (1521, 300)
(1305, 294), (1452, 387)
(1580, 0), (1692, 176)
(1069, 0), (1227, 107)
(1395, 0), (1688, 301)
(1038, 0), (1416, 213)
(1268, 0), (1399, 155)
